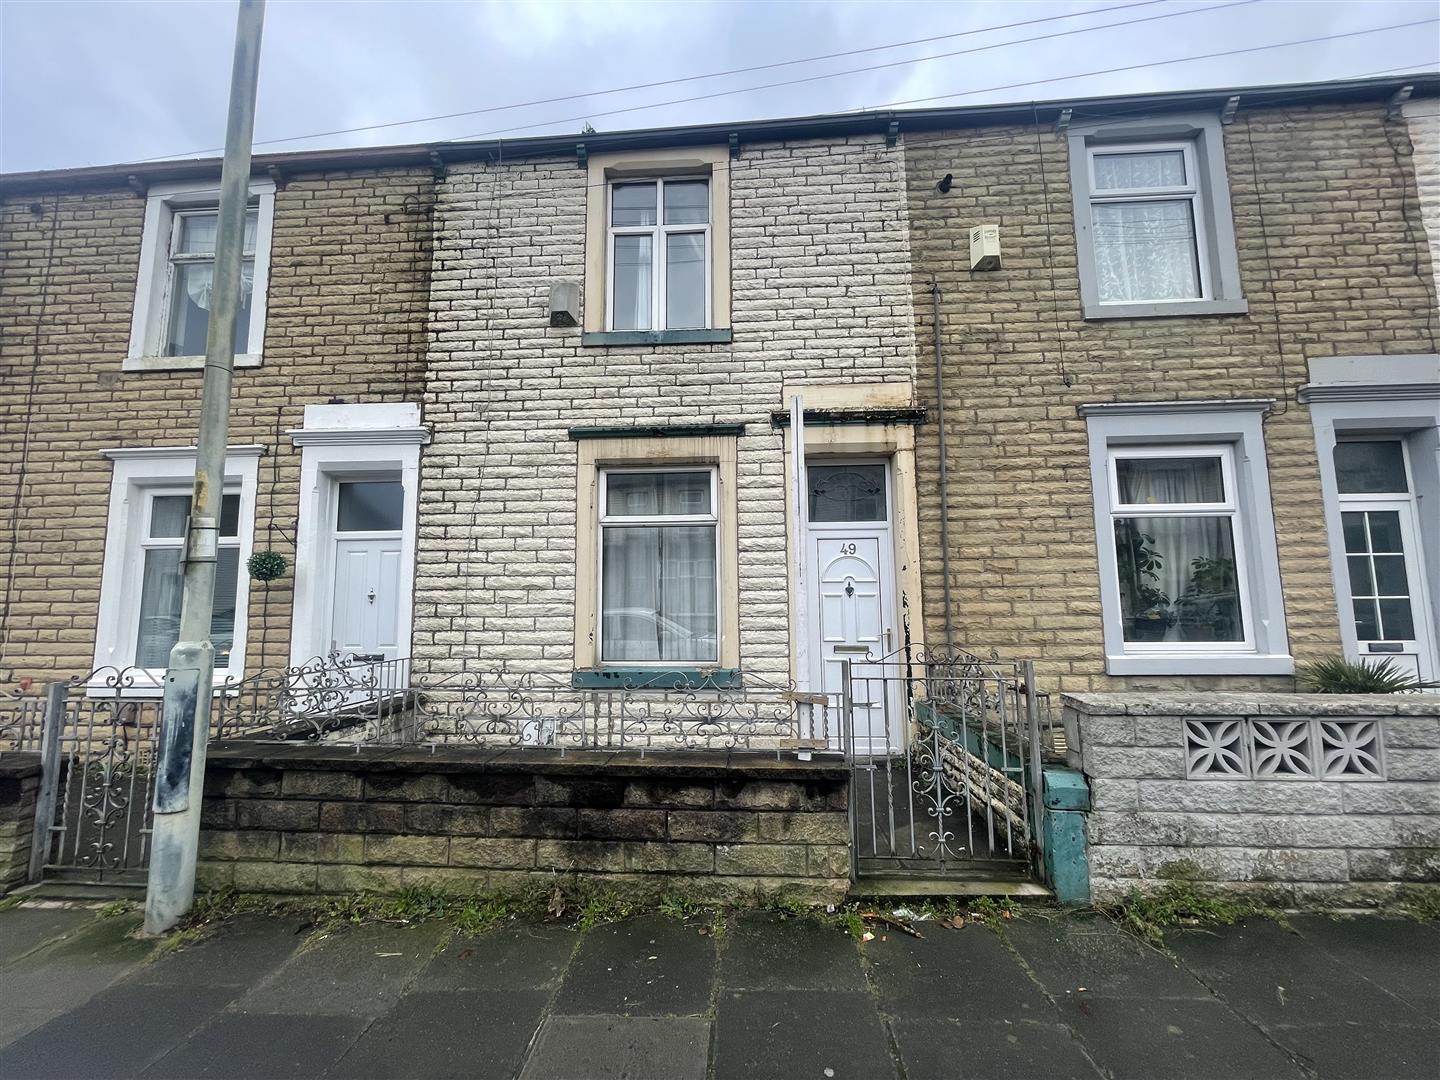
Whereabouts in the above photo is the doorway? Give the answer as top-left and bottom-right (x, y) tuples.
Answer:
(327, 477), (405, 664)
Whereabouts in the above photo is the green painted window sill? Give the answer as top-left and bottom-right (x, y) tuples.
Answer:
(571, 668), (742, 690)
(581, 329), (733, 347)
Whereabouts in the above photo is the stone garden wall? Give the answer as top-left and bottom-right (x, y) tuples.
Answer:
(1064, 693), (1440, 904)
(197, 744), (850, 902)
(0, 752), (40, 895)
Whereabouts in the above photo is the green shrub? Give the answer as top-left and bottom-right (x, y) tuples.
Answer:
(1297, 656), (1438, 694)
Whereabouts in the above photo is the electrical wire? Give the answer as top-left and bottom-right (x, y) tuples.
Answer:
(137, 0), (1179, 162)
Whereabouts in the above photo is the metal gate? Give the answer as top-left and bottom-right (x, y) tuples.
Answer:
(839, 647), (1057, 879)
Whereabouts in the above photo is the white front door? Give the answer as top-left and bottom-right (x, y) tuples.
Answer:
(327, 478), (405, 664)
(804, 462), (903, 754)
(1333, 440), (1438, 682)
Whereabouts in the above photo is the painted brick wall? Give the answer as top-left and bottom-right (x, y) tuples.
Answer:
(0, 169), (434, 683)
(416, 137), (918, 682)
(904, 104), (1440, 692)
(1065, 692), (1440, 905)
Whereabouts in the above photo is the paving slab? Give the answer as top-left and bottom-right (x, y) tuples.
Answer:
(553, 914), (714, 1016)
(0, 905), (98, 966)
(718, 911), (865, 991)
(1059, 995), (1308, 1080)
(518, 1015), (709, 1080)
(711, 989), (897, 1080)
(1169, 918), (1431, 1027)
(1266, 1021), (1440, 1080)
(414, 923), (578, 992)
(1004, 914), (1209, 999)
(141, 1013), (369, 1079)
(0, 912), (154, 1047)
(1289, 915), (1440, 1017)
(865, 926), (1054, 1023)
(127, 913), (306, 988)
(0, 983), (237, 1079)
(233, 920), (451, 1018)
(890, 1017), (1104, 1080)
(333, 989), (550, 1079)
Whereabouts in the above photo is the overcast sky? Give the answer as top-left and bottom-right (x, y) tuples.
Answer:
(2, 0), (1436, 173)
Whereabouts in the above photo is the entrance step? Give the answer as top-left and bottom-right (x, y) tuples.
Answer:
(9, 880), (145, 902)
(851, 875), (1052, 899)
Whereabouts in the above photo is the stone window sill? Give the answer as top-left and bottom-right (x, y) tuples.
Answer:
(1083, 298), (1249, 321)
(124, 352), (263, 373)
(581, 329), (732, 347)
(1104, 653), (1295, 677)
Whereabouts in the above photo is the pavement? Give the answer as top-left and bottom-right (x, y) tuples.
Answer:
(0, 902), (1436, 1080)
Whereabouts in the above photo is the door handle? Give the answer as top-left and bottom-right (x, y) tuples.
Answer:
(367, 588), (376, 604)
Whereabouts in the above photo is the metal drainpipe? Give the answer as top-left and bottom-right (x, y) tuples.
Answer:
(931, 276), (956, 654)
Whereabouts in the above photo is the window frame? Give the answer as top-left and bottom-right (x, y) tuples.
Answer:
(1067, 113), (1247, 321)
(1105, 443), (1257, 654)
(1086, 140), (1212, 308)
(1081, 400), (1291, 676)
(605, 177), (713, 333)
(92, 447), (262, 695)
(127, 178), (275, 372)
(596, 464), (722, 667)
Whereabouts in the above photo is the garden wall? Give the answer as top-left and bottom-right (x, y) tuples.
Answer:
(0, 752), (40, 895)
(197, 744), (850, 902)
(1064, 693), (1440, 905)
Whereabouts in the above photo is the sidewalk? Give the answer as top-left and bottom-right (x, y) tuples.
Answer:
(1, 901), (1436, 1079)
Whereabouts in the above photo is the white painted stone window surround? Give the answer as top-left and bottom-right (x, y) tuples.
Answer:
(1300, 354), (1440, 682)
(286, 403), (429, 670)
(1067, 114), (1246, 320)
(1184, 717), (1386, 780)
(574, 434), (740, 671)
(126, 178), (276, 372)
(1080, 400), (1292, 676)
(582, 146), (732, 343)
(92, 446), (262, 695)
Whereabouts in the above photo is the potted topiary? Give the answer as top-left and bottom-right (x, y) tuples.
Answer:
(1116, 523), (1173, 641)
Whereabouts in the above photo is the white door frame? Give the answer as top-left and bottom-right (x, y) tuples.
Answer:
(803, 457), (905, 754)
(288, 403), (427, 672)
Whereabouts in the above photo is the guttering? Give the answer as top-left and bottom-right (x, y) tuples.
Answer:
(4, 73), (1435, 196)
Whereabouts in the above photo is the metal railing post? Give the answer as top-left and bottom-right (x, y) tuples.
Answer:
(1022, 660), (1044, 868)
(28, 681), (67, 882)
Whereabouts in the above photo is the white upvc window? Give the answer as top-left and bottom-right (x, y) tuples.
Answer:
(597, 466), (719, 664)
(1105, 445), (1254, 653)
(127, 179), (275, 372)
(93, 448), (261, 693)
(1087, 141), (1208, 307)
(606, 177), (711, 332)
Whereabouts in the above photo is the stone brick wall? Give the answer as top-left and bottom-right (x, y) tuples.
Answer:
(197, 744), (850, 900)
(0, 169), (434, 684)
(1064, 692), (1440, 904)
(418, 137), (917, 682)
(0, 753), (40, 894)
(905, 104), (1440, 692)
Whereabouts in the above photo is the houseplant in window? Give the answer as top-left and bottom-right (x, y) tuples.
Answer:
(1175, 555), (1239, 641)
(1115, 522), (1173, 641)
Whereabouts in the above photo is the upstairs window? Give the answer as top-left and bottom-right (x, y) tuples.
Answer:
(127, 179), (275, 371)
(607, 178), (711, 331)
(1067, 114), (1246, 320)
(1088, 144), (1204, 305)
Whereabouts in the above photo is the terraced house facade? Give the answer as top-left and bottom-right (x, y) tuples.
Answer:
(0, 75), (1437, 903)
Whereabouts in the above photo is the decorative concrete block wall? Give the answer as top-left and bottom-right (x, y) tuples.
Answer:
(198, 744), (850, 901)
(0, 753), (41, 895)
(1064, 693), (1440, 904)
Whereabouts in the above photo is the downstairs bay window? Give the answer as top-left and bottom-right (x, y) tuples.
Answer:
(93, 447), (261, 692)
(1081, 401), (1291, 676)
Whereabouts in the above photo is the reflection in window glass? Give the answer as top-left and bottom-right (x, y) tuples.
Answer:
(337, 481), (404, 532)
(1334, 441), (1407, 494)
(606, 472), (710, 517)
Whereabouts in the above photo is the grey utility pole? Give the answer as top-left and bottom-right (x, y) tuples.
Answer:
(145, 0), (266, 936)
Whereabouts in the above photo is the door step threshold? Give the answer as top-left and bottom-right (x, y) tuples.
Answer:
(851, 875), (1053, 899)
(10, 881), (146, 902)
